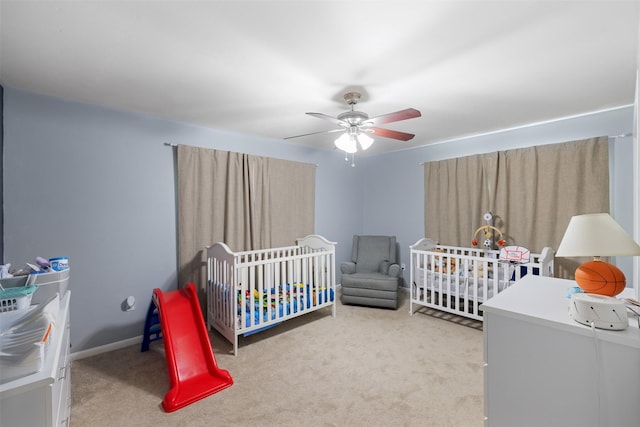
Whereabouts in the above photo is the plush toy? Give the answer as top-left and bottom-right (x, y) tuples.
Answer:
(432, 249), (457, 273)
(475, 262), (493, 277)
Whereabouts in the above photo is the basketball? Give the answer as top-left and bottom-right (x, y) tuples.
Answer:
(575, 260), (626, 296)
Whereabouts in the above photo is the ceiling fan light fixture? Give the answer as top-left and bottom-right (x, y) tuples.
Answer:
(290, 91), (420, 162)
(357, 132), (373, 150)
(334, 132), (357, 153)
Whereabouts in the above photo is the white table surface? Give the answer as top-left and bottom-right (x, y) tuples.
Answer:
(481, 275), (640, 348)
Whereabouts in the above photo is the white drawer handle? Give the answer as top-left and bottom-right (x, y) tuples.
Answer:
(58, 366), (67, 381)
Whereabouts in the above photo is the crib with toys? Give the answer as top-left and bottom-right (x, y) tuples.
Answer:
(409, 238), (554, 321)
(206, 234), (336, 355)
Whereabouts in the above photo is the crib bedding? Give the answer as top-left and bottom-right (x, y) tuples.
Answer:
(214, 282), (334, 330)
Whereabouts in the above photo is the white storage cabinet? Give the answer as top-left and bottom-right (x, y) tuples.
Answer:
(0, 291), (71, 427)
(481, 275), (640, 427)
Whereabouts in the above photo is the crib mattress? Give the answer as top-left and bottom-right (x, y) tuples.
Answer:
(413, 268), (511, 302)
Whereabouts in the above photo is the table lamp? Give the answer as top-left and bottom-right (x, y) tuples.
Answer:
(556, 213), (640, 296)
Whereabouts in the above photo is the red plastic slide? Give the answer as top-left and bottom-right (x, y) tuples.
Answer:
(153, 283), (233, 412)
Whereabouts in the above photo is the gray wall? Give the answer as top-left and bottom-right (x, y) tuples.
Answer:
(359, 106), (635, 288)
(2, 87), (635, 353)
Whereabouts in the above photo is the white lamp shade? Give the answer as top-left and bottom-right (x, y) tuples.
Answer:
(334, 133), (357, 153)
(556, 213), (640, 257)
(357, 133), (374, 150)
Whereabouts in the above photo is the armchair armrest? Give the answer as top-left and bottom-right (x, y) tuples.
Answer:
(378, 260), (401, 277)
(341, 261), (356, 274)
(388, 263), (401, 278)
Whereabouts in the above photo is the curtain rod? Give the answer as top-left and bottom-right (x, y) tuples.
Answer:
(162, 142), (318, 166)
(610, 133), (632, 139)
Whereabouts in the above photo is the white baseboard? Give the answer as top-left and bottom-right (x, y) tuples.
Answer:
(70, 335), (143, 361)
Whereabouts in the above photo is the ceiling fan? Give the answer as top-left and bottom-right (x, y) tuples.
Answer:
(285, 92), (421, 154)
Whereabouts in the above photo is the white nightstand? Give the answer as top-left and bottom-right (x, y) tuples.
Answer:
(481, 275), (640, 427)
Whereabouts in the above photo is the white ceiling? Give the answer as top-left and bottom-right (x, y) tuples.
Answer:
(1, 1), (639, 156)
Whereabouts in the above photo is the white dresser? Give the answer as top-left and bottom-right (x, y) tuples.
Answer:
(0, 291), (71, 427)
(482, 276), (640, 427)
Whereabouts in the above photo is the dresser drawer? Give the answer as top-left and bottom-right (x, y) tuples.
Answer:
(52, 319), (71, 425)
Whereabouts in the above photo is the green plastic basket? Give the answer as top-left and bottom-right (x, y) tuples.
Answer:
(0, 285), (38, 312)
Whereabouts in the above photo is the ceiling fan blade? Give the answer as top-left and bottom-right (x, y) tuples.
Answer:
(306, 112), (348, 127)
(284, 128), (344, 140)
(367, 127), (416, 141)
(364, 108), (421, 126)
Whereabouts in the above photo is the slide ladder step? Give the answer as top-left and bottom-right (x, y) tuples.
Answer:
(141, 299), (162, 352)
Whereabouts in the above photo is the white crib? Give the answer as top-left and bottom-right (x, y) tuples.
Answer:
(409, 238), (554, 321)
(206, 234), (337, 355)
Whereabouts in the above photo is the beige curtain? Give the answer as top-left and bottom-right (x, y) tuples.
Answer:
(494, 137), (609, 277)
(263, 157), (316, 248)
(425, 137), (609, 278)
(425, 152), (498, 247)
(177, 145), (315, 290)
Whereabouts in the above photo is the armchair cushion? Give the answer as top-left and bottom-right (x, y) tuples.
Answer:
(341, 273), (400, 292)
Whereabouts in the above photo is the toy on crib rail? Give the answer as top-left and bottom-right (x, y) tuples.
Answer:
(471, 211), (507, 249)
(499, 246), (530, 263)
(471, 226), (506, 249)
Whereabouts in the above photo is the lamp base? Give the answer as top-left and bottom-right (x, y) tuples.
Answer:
(574, 260), (626, 297)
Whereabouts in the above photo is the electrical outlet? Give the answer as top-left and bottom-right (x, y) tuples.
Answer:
(122, 296), (136, 312)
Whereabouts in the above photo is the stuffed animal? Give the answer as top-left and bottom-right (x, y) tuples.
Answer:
(432, 249), (457, 273)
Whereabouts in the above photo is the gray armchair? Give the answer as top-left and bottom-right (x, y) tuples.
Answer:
(340, 235), (402, 309)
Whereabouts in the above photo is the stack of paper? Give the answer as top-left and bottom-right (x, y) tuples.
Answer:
(0, 294), (59, 384)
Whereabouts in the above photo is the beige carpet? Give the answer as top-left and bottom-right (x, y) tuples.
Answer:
(71, 291), (484, 427)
